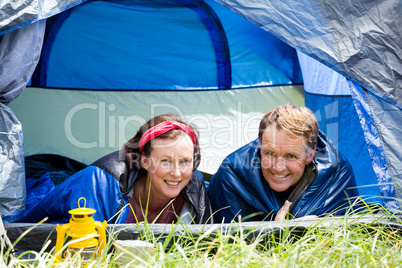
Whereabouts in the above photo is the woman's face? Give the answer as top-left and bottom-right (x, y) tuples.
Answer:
(141, 135), (194, 200)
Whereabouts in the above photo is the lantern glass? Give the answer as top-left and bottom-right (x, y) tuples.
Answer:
(65, 246), (98, 263)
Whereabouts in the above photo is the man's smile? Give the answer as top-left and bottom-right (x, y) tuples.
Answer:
(272, 173), (289, 178)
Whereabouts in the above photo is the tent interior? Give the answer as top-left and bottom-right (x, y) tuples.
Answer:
(1, 0), (401, 251)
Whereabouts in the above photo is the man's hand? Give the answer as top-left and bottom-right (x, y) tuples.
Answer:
(297, 215), (319, 220)
(275, 200), (292, 221)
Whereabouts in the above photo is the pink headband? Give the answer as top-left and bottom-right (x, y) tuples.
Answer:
(139, 121), (196, 152)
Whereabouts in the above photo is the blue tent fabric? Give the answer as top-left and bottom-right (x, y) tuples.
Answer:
(29, 0), (302, 90)
(208, 132), (360, 223)
(350, 83), (401, 211)
(0, 103), (26, 215)
(8, 166), (127, 224)
(0, 20), (45, 215)
(176, 0), (232, 89)
(297, 51), (350, 96)
(213, 0), (402, 107)
(367, 92), (402, 205)
(298, 52), (383, 207)
(305, 93), (382, 206)
(0, 0), (86, 36)
(0, 20), (45, 104)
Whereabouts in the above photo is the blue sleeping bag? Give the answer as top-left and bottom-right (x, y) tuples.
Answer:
(8, 166), (129, 224)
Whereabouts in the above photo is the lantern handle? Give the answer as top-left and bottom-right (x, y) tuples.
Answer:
(78, 197), (87, 208)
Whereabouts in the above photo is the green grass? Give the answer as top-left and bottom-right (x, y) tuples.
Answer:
(2, 205), (402, 267)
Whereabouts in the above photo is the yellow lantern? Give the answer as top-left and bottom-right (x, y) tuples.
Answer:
(55, 197), (107, 264)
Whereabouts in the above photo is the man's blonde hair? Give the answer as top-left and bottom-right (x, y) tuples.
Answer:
(258, 104), (319, 153)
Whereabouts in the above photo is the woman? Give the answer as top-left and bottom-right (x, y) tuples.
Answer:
(92, 114), (212, 224)
(13, 114), (212, 225)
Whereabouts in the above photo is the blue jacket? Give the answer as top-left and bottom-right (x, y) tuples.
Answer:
(207, 131), (359, 223)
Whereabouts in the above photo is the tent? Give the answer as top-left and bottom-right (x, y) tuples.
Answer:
(1, 0), (401, 219)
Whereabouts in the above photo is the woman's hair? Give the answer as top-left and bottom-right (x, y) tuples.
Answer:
(258, 104), (319, 154)
(122, 114), (201, 171)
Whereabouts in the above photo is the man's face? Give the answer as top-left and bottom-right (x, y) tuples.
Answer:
(260, 126), (315, 192)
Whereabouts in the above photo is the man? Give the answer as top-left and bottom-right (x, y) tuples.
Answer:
(208, 104), (358, 223)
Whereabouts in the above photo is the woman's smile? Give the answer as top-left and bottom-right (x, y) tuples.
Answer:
(164, 180), (181, 186)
